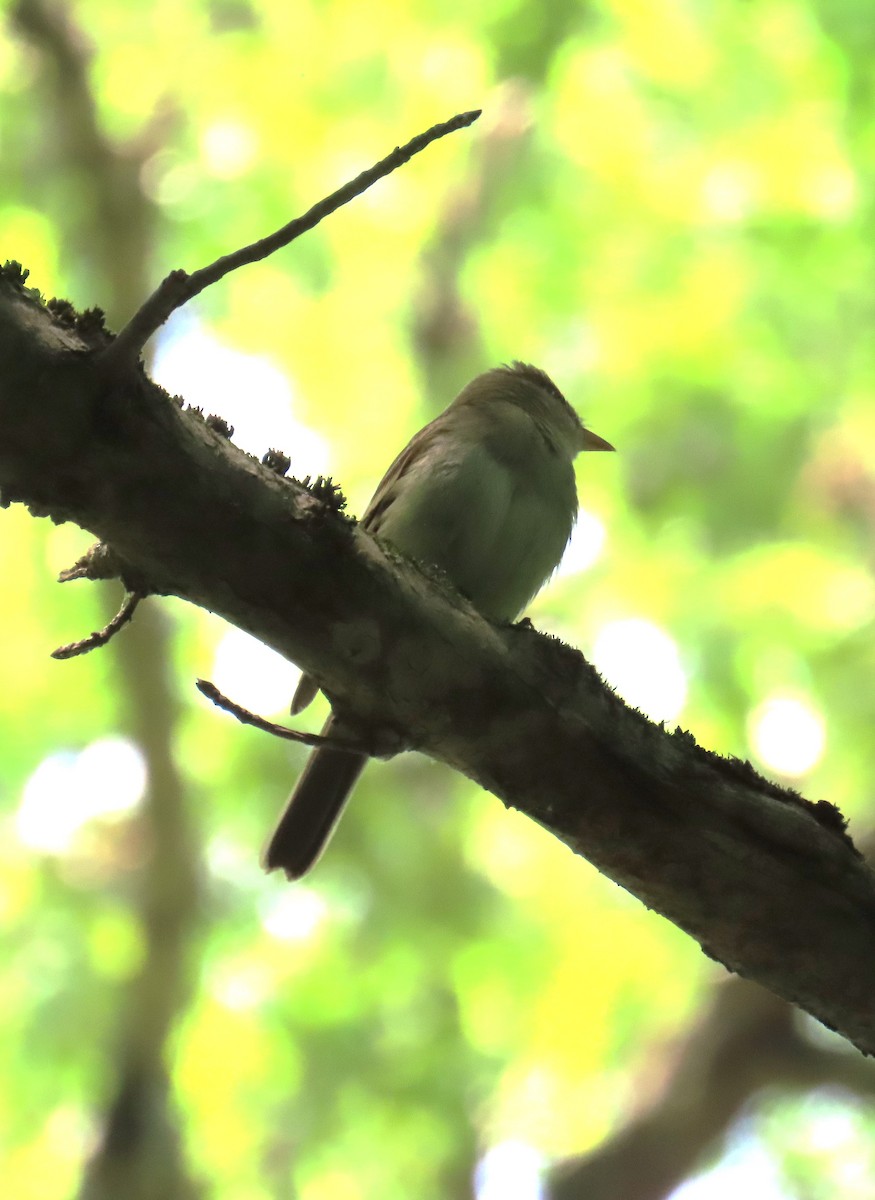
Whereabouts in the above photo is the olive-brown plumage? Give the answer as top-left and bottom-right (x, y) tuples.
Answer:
(264, 363), (613, 878)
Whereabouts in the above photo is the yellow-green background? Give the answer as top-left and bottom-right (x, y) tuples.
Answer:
(2, 0), (875, 1196)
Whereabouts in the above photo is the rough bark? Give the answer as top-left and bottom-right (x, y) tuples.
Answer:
(3, 272), (875, 1056)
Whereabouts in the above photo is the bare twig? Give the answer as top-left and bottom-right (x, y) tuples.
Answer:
(195, 679), (362, 750)
(51, 591), (142, 659)
(101, 109), (482, 371)
(57, 540), (128, 583)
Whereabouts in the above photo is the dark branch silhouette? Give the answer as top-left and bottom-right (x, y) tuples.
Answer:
(196, 678), (363, 750)
(52, 590), (142, 659)
(102, 109), (481, 370)
(3, 265), (875, 1056)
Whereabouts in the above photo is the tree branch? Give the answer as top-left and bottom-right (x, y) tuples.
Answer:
(51, 589), (142, 658)
(101, 109), (481, 369)
(2, 270), (875, 1056)
(550, 976), (875, 1200)
(195, 678), (364, 749)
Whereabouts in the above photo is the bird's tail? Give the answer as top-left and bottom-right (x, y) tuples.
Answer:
(263, 715), (367, 879)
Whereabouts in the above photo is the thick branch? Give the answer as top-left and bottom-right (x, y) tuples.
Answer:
(551, 976), (875, 1200)
(3, 275), (875, 1055)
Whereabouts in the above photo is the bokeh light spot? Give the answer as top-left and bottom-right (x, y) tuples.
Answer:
(476, 1140), (544, 1200)
(211, 627), (301, 717)
(17, 737), (147, 854)
(748, 697), (825, 778)
(591, 618), (687, 722)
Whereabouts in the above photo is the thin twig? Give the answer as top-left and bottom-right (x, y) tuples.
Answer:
(52, 591), (142, 659)
(57, 540), (129, 583)
(195, 679), (363, 751)
(102, 109), (482, 370)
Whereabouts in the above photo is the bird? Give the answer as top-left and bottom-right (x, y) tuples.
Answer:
(263, 362), (614, 879)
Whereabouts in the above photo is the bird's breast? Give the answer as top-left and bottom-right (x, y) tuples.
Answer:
(377, 435), (576, 620)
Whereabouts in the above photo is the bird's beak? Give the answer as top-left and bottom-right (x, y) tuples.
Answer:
(583, 429), (615, 451)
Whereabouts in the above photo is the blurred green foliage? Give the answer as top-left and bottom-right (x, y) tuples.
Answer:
(2, 0), (875, 1197)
